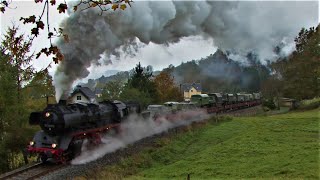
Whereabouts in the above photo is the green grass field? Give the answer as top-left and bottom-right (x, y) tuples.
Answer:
(97, 109), (320, 179)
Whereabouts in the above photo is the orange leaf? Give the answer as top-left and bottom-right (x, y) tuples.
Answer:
(49, 46), (58, 54)
(37, 21), (45, 29)
(120, 4), (126, 10)
(31, 28), (39, 37)
(63, 34), (69, 43)
(91, 2), (97, 7)
(111, 4), (118, 11)
(57, 3), (68, 13)
(50, 0), (56, 5)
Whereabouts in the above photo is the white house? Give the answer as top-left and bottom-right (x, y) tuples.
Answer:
(69, 85), (97, 104)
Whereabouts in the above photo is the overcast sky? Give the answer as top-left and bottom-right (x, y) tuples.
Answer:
(1, 0), (319, 85)
(1, 1), (67, 75)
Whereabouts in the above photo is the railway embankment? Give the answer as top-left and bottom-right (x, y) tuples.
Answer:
(75, 107), (318, 179)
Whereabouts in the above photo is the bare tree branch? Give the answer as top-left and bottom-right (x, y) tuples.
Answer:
(2, 0), (133, 64)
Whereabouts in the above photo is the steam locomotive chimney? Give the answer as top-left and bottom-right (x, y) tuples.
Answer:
(58, 92), (68, 105)
(59, 99), (67, 105)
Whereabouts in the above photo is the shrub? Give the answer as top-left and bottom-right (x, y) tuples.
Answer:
(262, 98), (277, 110)
(299, 97), (320, 110)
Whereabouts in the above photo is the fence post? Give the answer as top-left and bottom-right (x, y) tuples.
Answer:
(22, 149), (28, 164)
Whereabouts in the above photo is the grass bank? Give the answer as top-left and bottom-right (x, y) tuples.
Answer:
(94, 109), (319, 179)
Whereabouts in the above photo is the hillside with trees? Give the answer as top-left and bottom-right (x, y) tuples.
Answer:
(264, 25), (319, 100)
(170, 49), (270, 93)
(84, 49), (271, 97)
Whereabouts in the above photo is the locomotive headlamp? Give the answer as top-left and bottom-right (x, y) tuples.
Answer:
(30, 141), (34, 146)
(51, 143), (57, 148)
(45, 112), (51, 118)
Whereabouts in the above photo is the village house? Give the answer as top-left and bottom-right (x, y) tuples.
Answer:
(181, 82), (202, 101)
(69, 85), (97, 104)
(94, 88), (103, 98)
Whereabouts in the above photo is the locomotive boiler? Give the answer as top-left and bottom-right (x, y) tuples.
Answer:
(27, 100), (139, 163)
(29, 100), (128, 135)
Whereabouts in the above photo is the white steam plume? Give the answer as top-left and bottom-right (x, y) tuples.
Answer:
(53, 1), (318, 100)
(71, 109), (209, 164)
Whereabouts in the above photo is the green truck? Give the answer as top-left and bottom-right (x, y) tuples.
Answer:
(191, 94), (214, 107)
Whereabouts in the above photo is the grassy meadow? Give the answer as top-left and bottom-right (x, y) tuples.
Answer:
(94, 109), (319, 179)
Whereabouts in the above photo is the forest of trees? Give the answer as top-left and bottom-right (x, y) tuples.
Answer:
(262, 25), (319, 101)
(169, 49), (270, 94)
(99, 62), (183, 108)
(0, 26), (55, 172)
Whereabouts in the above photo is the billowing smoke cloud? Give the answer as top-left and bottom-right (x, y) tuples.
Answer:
(71, 109), (209, 164)
(53, 0), (318, 100)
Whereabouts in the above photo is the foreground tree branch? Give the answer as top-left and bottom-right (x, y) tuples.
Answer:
(1, 0), (132, 63)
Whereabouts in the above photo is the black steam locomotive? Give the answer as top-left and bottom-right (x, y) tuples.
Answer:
(27, 92), (260, 163)
(27, 100), (139, 163)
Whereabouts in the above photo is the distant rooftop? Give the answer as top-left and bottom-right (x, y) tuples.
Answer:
(94, 88), (103, 94)
(181, 82), (202, 92)
(71, 85), (96, 100)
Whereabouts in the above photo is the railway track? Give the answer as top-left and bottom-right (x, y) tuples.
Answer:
(0, 162), (65, 180)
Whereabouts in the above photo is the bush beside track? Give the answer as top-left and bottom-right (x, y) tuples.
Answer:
(92, 108), (319, 179)
(298, 97), (320, 110)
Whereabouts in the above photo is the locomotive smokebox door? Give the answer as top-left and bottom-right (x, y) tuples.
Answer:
(29, 112), (42, 125)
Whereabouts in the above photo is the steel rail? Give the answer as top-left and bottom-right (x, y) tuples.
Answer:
(0, 162), (65, 180)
